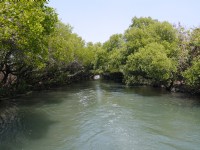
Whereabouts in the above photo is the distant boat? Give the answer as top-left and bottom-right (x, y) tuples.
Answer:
(94, 75), (100, 80)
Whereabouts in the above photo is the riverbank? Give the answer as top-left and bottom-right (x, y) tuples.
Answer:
(101, 72), (200, 96)
(1, 70), (199, 100)
(0, 70), (94, 100)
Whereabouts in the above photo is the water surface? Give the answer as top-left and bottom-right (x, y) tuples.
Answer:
(0, 80), (200, 150)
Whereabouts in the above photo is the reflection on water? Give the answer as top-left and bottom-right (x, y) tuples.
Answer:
(0, 102), (56, 150)
(0, 80), (200, 150)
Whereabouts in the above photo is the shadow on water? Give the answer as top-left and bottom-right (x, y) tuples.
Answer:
(11, 91), (67, 107)
(0, 101), (57, 150)
(99, 80), (168, 97)
(99, 80), (200, 108)
(10, 81), (97, 107)
(124, 86), (168, 97)
(169, 92), (200, 108)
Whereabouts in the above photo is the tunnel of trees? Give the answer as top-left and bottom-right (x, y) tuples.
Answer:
(1, 1), (200, 98)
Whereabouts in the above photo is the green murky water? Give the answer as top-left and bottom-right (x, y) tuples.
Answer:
(0, 80), (200, 150)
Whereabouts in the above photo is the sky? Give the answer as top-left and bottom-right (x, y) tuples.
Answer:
(48, 0), (200, 43)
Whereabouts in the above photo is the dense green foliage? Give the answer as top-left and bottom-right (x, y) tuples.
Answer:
(0, 0), (58, 96)
(93, 17), (179, 88)
(182, 28), (200, 90)
(0, 1), (95, 97)
(93, 17), (200, 93)
(124, 43), (177, 86)
(183, 60), (200, 87)
(0, 1), (200, 97)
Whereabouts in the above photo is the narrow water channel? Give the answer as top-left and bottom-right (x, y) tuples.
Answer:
(0, 80), (200, 150)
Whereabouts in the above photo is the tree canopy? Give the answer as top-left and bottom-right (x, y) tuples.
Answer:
(92, 17), (200, 93)
(1, 3), (200, 97)
(0, 0), (57, 88)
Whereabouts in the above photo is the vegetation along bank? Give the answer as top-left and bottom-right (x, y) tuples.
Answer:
(1, 1), (200, 98)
